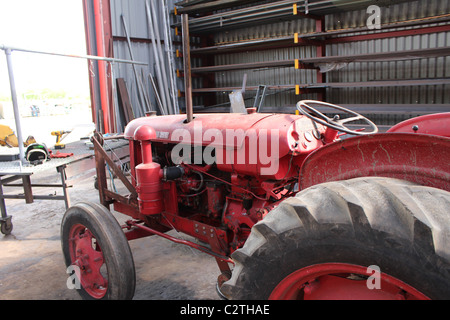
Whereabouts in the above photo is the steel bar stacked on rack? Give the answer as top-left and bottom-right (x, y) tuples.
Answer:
(173, 0), (398, 33)
(188, 46), (450, 74)
(191, 59), (303, 73)
(174, 0), (304, 32)
(176, 0), (265, 15)
(190, 79), (450, 93)
(121, 14), (151, 118)
(162, 0), (180, 115)
(145, 1), (169, 116)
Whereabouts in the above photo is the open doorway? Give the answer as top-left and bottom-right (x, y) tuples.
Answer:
(0, 0), (94, 155)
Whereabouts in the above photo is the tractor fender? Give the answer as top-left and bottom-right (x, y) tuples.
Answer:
(387, 113), (450, 137)
(299, 133), (450, 192)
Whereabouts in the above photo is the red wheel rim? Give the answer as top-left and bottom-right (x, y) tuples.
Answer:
(68, 224), (108, 299)
(269, 263), (429, 300)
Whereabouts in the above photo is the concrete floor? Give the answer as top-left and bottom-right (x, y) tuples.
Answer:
(0, 169), (220, 300)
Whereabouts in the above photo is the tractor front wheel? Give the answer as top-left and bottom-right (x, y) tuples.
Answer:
(220, 177), (450, 300)
(61, 202), (136, 300)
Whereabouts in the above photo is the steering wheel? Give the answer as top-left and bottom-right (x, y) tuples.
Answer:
(296, 100), (379, 136)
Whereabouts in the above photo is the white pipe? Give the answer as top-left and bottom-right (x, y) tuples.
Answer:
(4, 49), (27, 165)
(0, 44), (148, 65)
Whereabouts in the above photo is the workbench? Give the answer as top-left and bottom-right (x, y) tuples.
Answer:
(0, 138), (129, 235)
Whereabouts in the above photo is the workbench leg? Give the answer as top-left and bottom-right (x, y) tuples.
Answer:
(58, 166), (71, 210)
(22, 175), (33, 204)
(0, 177), (13, 235)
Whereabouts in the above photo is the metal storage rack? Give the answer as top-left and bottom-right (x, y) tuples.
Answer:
(173, 0), (450, 121)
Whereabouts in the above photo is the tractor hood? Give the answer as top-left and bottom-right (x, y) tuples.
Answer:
(124, 113), (321, 155)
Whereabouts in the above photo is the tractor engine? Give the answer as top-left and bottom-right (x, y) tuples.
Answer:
(124, 112), (326, 252)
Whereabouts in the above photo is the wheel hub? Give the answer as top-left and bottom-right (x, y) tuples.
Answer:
(269, 263), (429, 300)
(69, 225), (107, 299)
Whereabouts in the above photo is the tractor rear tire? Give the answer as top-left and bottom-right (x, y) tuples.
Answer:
(61, 202), (136, 300)
(220, 177), (450, 300)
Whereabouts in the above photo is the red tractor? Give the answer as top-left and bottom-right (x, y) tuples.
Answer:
(60, 100), (450, 300)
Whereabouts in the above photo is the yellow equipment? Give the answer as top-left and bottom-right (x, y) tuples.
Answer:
(0, 124), (36, 148)
(52, 130), (71, 150)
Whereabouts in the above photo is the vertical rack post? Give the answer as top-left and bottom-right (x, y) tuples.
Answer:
(181, 14), (194, 123)
(315, 16), (326, 101)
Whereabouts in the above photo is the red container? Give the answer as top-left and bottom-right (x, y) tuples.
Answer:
(136, 161), (163, 215)
(134, 125), (163, 215)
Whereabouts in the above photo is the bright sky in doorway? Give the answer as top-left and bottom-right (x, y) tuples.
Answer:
(0, 0), (90, 99)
